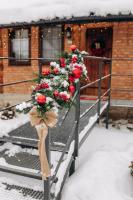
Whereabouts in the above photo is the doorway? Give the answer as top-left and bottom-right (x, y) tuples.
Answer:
(83, 27), (113, 96)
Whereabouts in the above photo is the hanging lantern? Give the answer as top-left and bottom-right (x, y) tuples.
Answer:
(65, 27), (72, 39)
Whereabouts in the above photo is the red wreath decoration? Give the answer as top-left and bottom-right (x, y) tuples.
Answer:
(90, 39), (105, 57)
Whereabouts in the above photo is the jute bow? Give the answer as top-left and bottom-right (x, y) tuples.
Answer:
(29, 107), (57, 179)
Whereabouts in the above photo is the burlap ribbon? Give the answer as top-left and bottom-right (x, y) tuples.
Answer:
(29, 107), (57, 179)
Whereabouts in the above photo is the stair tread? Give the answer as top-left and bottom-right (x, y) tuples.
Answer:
(0, 143), (63, 179)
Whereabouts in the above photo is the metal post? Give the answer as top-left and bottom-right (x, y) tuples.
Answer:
(38, 61), (42, 83)
(69, 81), (80, 176)
(97, 61), (103, 123)
(74, 81), (80, 157)
(44, 130), (51, 200)
(106, 61), (112, 129)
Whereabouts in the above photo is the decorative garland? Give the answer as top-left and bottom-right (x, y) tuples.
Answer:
(90, 39), (105, 57)
(16, 45), (88, 179)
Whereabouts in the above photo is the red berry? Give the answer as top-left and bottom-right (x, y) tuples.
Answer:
(60, 58), (66, 68)
(53, 68), (59, 74)
(69, 85), (75, 93)
(53, 90), (59, 97)
(71, 56), (78, 63)
(36, 95), (46, 104)
(69, 76), (75, 83)
(41, 83), (49, 89)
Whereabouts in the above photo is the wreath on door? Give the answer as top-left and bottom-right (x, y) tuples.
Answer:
(90, 39), (105, 57)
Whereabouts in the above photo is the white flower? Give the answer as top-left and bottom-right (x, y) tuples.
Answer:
(60, 68), (67, 74)
(53, 76), (60, 81)
(27, 102), (32, 108)
(55, 63), (60, 69)
(16, 104), (24, 111)
(46, 97), (53, 103)
(72, 54), (77, 58)
(16, 102), (32, 112)
(50, 62), (60, 69)
(22, 102), (27, 109)
(41, 78), (52, 86)
(50, 62), (57, 67)
(61, 80), (69, 88)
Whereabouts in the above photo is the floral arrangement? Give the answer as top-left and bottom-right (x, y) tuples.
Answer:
(16, 45), (88, 117)
(16, 45), (88, 179)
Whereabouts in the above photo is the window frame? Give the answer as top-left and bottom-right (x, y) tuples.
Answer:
(9, 27), (31, 66)
(40, 25), (64, 64)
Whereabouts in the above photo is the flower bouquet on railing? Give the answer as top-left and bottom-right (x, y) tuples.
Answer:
(16, 45), (88, 179)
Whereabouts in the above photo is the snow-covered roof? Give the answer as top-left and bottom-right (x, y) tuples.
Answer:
(0, 0), (133, 25)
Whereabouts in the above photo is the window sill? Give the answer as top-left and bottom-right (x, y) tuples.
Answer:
(9, 60), (31, 66)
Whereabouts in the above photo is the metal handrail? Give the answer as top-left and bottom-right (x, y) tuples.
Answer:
(58, 90), (78, 127)
(0, 56), (58, 61)
(83, 55), (111, 61)
(0, 79), (33, 87)
(0, 55), (112, 200)
(80, 99), (99, 119)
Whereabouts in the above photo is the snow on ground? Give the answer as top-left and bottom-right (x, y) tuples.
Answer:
(0, 114), (29, 137)
(0, 123), (132, 199)
(0, 0), (133, 24)
(62, 125), (133, 200)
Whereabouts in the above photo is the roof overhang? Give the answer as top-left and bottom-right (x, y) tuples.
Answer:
(0, 14), (133, 28)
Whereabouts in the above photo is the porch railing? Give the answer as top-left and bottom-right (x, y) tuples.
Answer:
(0, 56), (112, 199)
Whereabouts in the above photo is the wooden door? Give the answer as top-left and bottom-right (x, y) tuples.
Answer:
(83, 27), (112, 96)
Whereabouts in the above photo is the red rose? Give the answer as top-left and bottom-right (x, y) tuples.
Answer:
(72, 68), (81, 79)
(36, 95), (46, 104)
(71, 56), (78, 63)
(70, 45), (77, 51)
(69, 76), (75, 83)
(53, 90), (59, 97)
(53, 68), (59, 74)
(60, 93), (70, 101)
(60, 58), (66, 68)
(74, 65), (83, 71)
(42, 69), (50, 76)
(41, 83), (49, 89)
(69, 85), (75, 94)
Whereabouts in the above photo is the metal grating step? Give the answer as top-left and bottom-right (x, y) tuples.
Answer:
(0, 101), (100, 150)
(0, 143), (62, 179)
(3, 182), (44, 200)
(0, 145), (41, 179)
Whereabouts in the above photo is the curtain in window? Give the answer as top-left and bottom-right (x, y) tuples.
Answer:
(11, 29), (29, 60)
(42, 26), (62, 59)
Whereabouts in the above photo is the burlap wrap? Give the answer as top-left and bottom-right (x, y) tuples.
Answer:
(29, 107), (57, 179)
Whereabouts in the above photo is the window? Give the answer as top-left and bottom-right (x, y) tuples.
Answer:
(42, 26), (62, 60)
(9, 29), (30, 65)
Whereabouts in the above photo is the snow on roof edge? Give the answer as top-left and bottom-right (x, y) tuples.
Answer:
(0, 14), (133, 28)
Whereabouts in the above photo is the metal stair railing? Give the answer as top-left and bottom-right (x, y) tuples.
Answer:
(0, 55), (112, 200)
